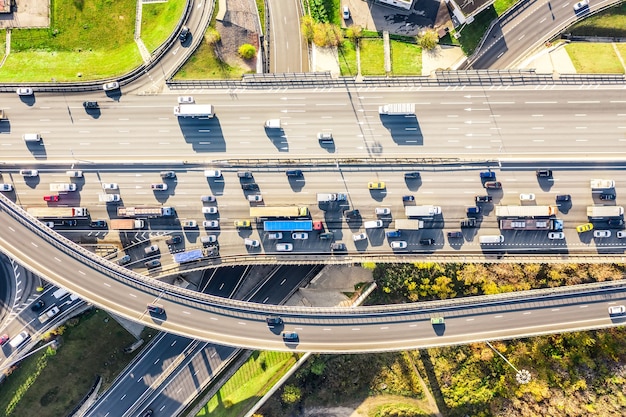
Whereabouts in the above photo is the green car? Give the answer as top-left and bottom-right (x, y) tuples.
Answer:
(431, 317), (445, 325)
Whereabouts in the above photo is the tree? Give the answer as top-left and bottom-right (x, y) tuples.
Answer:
(417, 29), (439, 50)
(345, 25), (363, 44)
(238, 44), (256, 59)
(281, 384), (302, 404)
(205, 28), (221, 45)
(301, 15), (315, 43)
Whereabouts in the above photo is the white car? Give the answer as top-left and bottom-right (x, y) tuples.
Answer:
(519, 193), (535, 201)
(375, 207), (391, 215)
(202, 206), (218, 214)
(204, 170), (221, 178)
(342, 5), (350, 19)
(292, 232), (308, 240)
(44, 221), (55, 228)
(608, 305), (625, 315)
(267, 232), (283, 240)
(182, 220), (197, 228)
(276, 243), (293, 252)
(151, 183), (167, 191)
(248, 194), (263, 202)
(390, 241), (408, 249)
(594, 230), (611, 238)
(0, 184), (13, 192)
(66, 170), (83, 177)
(201, 195), (216, 203)
(102, 183), (119, 190)
(144, 244), (159, 255)
(16, 87), (33, 96)
(203, 220), (219, 228)
(548, 232), (565, 240)
(573, 0), (589, 11)
(20, 169), (38, 177)
(617, 231), (626, 238)
(177, 96), (194, 104)
(244, 238), (260, 247)
(102, 81), (120, 91)
(353, 233), (367, 242)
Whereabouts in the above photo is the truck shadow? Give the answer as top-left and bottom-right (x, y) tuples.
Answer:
(380, 115), (423, 146)
(178, 117), (226, 152)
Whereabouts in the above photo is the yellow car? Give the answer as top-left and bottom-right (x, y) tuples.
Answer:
(576, 223), (594, 233)
(368, 181), (386, 190)
(234, 219), (251, 228)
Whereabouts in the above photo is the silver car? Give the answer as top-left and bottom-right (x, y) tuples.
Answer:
(102, 81), (120, 91)
(353, 233), (367, 242)
(16, 87), (33, 96)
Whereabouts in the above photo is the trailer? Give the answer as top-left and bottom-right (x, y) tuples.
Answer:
(378, 103), (415, 115)
(173, 249), (204, 264)
(263, 220), (313, 232)
(264, 119), (281, 128)
(317, 193), (348, 202)
(495, 205), (558, 218)
(173, 104), (214, 118)
(394, 219), (425, 230)
(49, 183), (77, 192)
(405, 205), (442, 217)
(38, 306), (60, 324)
(499, 218), (564, 231)
(27, 207), (88, 219)
(587, 206), (624, 218)
(250, 206), (309, 218)
(117, 206), (174, 218)
(0, 109), (6, 121)
(110, 219), (145, 230)
(99, 194), (120, 203)
(590, 179), (615, 190)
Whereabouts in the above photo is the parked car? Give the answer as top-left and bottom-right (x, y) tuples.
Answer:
(368, 181), (386, 190)
(166, 235), (182, 245)
(16, 87), (33, 96)
(447, 231), (463, 238)
(202, 206), (218, 214)
(0, 184), (13, 192)
(519, 193), (535, 201)
(484, 181), (502, 189)
(102, 183), (119, 190)
(556, 194), (571, 202)
(151, 183), (167, 191)
(102, 81), (120, 91)
(267, 232), (283, 240)
(375, 207), (391, 215)
(89, 220), (107, 228)
(160, 171), (176, 179)
(475, 195), (492, 203)
(594, 230), (611, 238)
(600, 193), (616, 201)
(402, 195), (415, 202)
(390, 241), (408, 249)
(201, 195), (216, 203)
(145, 260), (161, 268)
(342, 5), (350, 19)
(353, 233), (367, 241)
(203, 220), (219, 228)
(144, 244), (159, 255)
(177, 96), (194, 104)
(386, 230), (401, 238)
(83, 101), (99, 109)
(576, 223), (594, 233)
(20, 169), (38, 177)
(536, 169), (552, 177)
(480, 171), (496, 180)
(292, 232), (308, 240)
(548, 232), (565, 240)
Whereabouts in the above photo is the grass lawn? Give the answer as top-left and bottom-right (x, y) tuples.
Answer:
(568, 2), (626, 37)
(141, 1), (187, 53)
(493, 0), (518, 15)
(360, 38), (385, 76)
(456, 6), (498, 56)
(174, 34), (251, 79)
(196, 351), (298, 417)
(390, 40), (421, 75)
(256, 0), (266, 30)
(338, 39), (357, 76)
(0, 309), (144, 417)
(615, 44), (626, 67)
(0, 29), (5, 62)
(565, 43), (625, 73)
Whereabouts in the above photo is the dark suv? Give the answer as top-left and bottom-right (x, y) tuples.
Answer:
(536, 169), (552, 177)
(556, 194), (571, 202)
(242, 183), (259, 191)
(166, 235), (182, 245)
(160, 171), (176, 179)
(460, 218), (478, 228)
(83, 101), (98, 109)
(419, 238), (435, 246)
(475, 195), (492, 203)
(179, 26), (190, 42)
(344, 209), (360, 221)
(480, 171), (496, 180)
(404, 172), (420, 179)
(600, 193), (616, 201)
(266, 316), (283, 326)
(285, 169), (303, 177)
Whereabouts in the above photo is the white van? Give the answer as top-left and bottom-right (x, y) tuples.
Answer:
(364, 220), (383, 229)
(53, 288), (69, 299)
(66, 170), (83, 177)
(9, 331), (30, 349)
(479, 235), (504, 244)
(23, 133), (41, 142)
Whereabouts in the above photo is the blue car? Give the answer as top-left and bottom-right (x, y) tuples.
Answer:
(386, 230), (402, 238)
(480, 171), (496, 180)
(402, 195), (415, 202)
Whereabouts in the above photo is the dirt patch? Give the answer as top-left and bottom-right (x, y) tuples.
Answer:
(303, 394), (437, 417)
(215, 21), (257, 72)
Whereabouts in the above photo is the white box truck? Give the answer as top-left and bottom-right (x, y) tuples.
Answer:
(9, 331), (30, 348)
(38, 306), (60, 324)
(479, 235), (504, 244)
(378, 103), (415, 115)
(590, 179), (615, 190)
(405, 205), (442, 217)
(587, 206), (624, 218)
(50, 183), (77, 192)
(264, 119), (281, 129)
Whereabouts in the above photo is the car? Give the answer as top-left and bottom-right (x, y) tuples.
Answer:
(556, 194), (571, 202)
(402, 195), (415, 202)
(480, 171), (496, 180)
(234, 220), (251, 228)
(63, 219), (78, 227)
(248, 194), (263, 202)
(202, 206), (218, 214)
(319, 232), (334, 240)
(16, 87), (33, 96)
(353, 233), (367, 242)
(151, 183), (168, 191)
(44, 222), (55, 228)
(89, 220), (107, 228)
(177, 96), (194, 104)
(140, 409), (154, 417)
(179, 26), (190, 42)
(484, 181), (502, 189)
(431, 317), (445, 325)
(419, 238), (435, 246)
(285, 169), (303, 177)
(594, 230), (611, 238)
(166, 235), (182, 245)
(404, 172), (421, 179)
(548, 232), (565, 240)
(447, 231), (463, 238)
(386, 230), (401, 238)
(375, 207), (391, 215)
(31, 300), (45, 312)
(536, 170), (552, 177)
(145, 259), (161, 268)
(242, 183), (259, 191)
(576, 223), (594, 233)
(608, 218), (624, 227)
(342, 5), (350, 19)
(573, 0), (589, 11)
(266, 316), (283, 326)
(292, 232), (308, 240)
(102, 81), (120, 91)
(244, 238), (260, 247)
(118, 255), (131, 265)
(267, 232), (283, 240)
(144, 244), (159, 254)
(20, 169), (38, 177)
(460, 218), (477, 228)
(201, 195), (217, 203)
(0, 184), (13, 192)
(67, 170), (83, 177)
(519, 193), (535, 201)
(390, 241), (408, 249)
(608, 305), (625, 315)
(475, 195), (492, 203)
(276, 243), (293, 252)
(331, 242), (346, 251)
(83, 101), (98, 109)
(467, 206), (480, 216)
(202, 220), (219, 228)
(204, 170), (222, 178)
(102, 183), (119, 190)
(618, 231), (626, 238)
(317, 132), (333, 142)
(368, 181), (386, 190)
(344, 209), (360, 222)
(237, 171), (254, 179)
(600, 193), (616, 201)
(0, 334), (9, 346)
(147, 304), (164, 314)
(160, 171), (176, 179)
(282, 331), (299, 342)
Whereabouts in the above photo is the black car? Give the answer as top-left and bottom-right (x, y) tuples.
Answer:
(166, 235), (182, 245)
(608, 218), (624, 227)
(331, 242), (346, 251)
(536, 169), (552, 177)
(475, 195), (492, 203)
(83, 101), (98, 109)
(285, 169), (303, 177)
(140, 410), (154, 417)
(460, 218), (477, 228)
(266, 316), (283, 326)
(556, 194), (571, 202)
(600, 193), (616, 201)
(282, 331), (299, 342)
(64, 219), (78, 227)
(160, 171), (176, 179)
(404, 172), (420, 179)
(89, 220), (107, 228)
(147, 304), (164, 314)
(179, 26), (190, 42)
(31, 300), (45, 312)
(344, 209), (360, 221)
(402, 195), (415, 202)
(447, 231), (463, 238)
(419, 238), (435, 246)
(242, 183), (259, 191)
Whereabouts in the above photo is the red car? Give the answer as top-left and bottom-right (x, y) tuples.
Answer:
(43, 195), (59, 202)
(313, 221), (323, 231)
(0, 334), (9, 346)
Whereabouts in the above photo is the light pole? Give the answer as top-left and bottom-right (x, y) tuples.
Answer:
(486, 340), (532, 384)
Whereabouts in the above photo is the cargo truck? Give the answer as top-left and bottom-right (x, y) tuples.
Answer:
(173, 247), (218, 263)
(263, 220), (313, 232)
(27, 207), (88, 219)
(264, 119), (281, 128)
(495, 205), (558, 218)
(378, 103), (415, 115)
(99, 194), (121, 203)
(38, 306), (60, 324)
(49, 183), (77, 192)
(173, 104), (214, 118)
(117, 206), (174, 218)
(587, 206), (624, 218)
(394, 219), (425, 230)
(590, 179), (615, 190)
(0, 109), (6, 121)
(110, 219), (145, 230)
(405, 205), (442, 217)
(499, 218), (564, 231)
(317, 193), (348, 202)
(250, 206), (309, 218)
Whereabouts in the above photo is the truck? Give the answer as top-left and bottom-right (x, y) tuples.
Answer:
(117, 206), (174, 218)
(264, 119), (281, 128)
(499, 218), (564, 231)
(378, 103), (415, 115)
(394, 219), (425, 230)
(173, 104), (214, 118)
(405, 205), (442, 217)
(110, 219), (145, 230)
(590, 179), (615, 190)
(0, 109), (6, 121)
(317, 193), (348, 203)
(49, 183), (77, 192)
(586, 206), (624, 218)
(495, 205), (558, 218)
(250, 206), (309, 218)
(27, 207), (88, 219)
(263, 220), (313, 232)
(53, 288), (69, 299)
(99, 193), (120, 203)
(173, 247), (218, 263)
(38, 306), (60, 324)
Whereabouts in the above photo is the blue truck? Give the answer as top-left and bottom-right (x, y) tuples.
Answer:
(173, 249), (204, 264)
(263, 220), (313, 232)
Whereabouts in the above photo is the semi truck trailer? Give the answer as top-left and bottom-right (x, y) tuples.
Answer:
(394, 219), (425, 230)
(173, 104), (214, 118)
(499, 218), (564, 231)
(27, 207), (88, 218)
(587, 206), (624, 218)
(263, 220), (313, 232)
(110, 219), (145, 230)
(117, 206), (174, 218)
(495, 205), (558, 218)
(378, 103), (415, 115)
(49, 183), (77, 192)
(405, 205), (442, 217)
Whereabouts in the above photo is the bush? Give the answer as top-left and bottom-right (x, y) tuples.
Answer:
(205, 28), (221, 45)
(281, 385), (301, 404)
(417, 30), (439, 50)
(238, 43), (256, 59)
